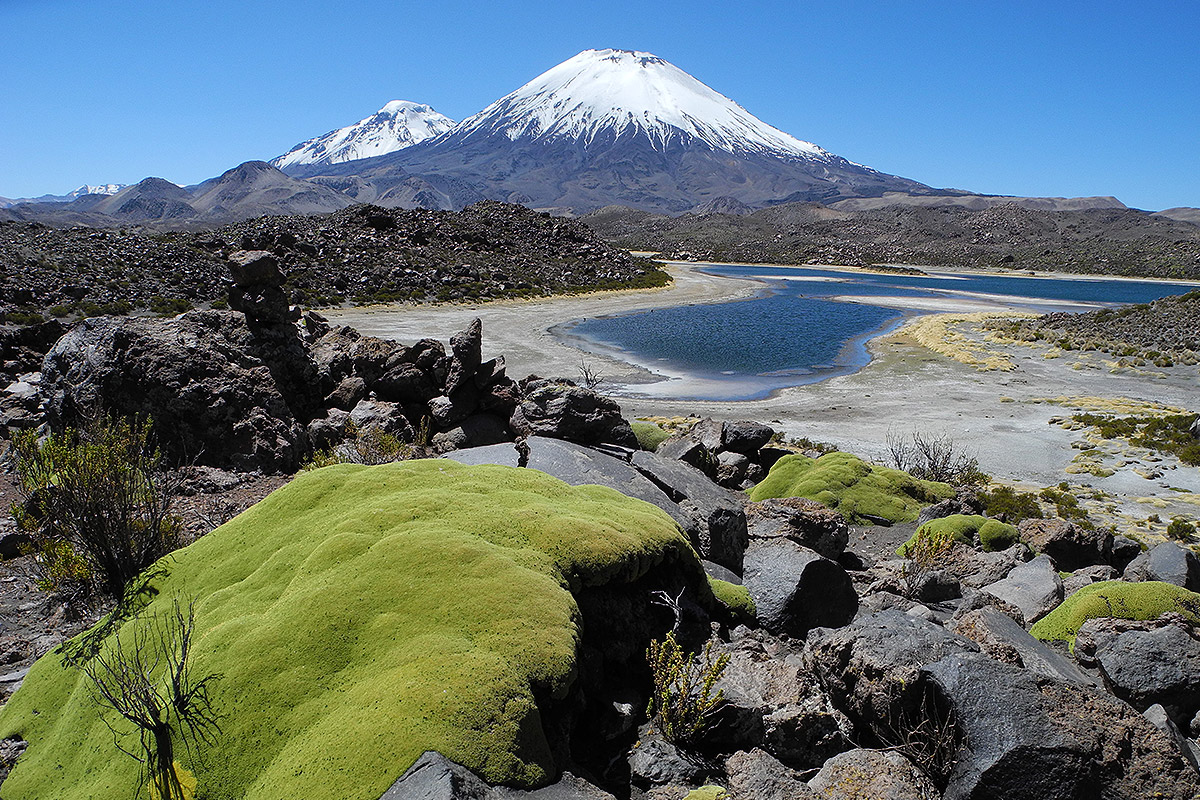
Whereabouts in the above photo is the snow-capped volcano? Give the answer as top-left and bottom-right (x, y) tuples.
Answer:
(452, 48), (833, 161)
(291, 49), (948, 213)
(272, 100), (455, 169)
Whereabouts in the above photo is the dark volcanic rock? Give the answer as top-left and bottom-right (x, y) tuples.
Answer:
(510, 380), (637, 448)
(1085, 621), (1200, 719)
(807, 748), (939, 800)
(743, 539), (857, 638)
(980, 554), (1063, 626)
(1124, 541), (1200, 591)
(41, 312), (314, 472)
(923, 651), (1200, 799)
(1018, 518), (1111, 571)
(949, 606), (1097, 687)
(744, 497), (849, 560)
(723, 748), (820, 800)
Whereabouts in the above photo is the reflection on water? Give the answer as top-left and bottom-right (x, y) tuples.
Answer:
(564, 264), (1195, 401)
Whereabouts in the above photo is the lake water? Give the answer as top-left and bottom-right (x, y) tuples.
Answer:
(560, 264), (1197, 401)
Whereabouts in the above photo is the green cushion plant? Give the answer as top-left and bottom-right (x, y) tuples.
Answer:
(0, 460), (702, 800)
(1031, 580), (1200, 649)
(749, 452), (954, 524)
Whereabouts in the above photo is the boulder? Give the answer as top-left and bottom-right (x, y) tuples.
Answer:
(744, 497), (849, 561)
(723, 748), (820, 800)
(510, 380), (636, 448)
(40, 312), (313, 472)
(699, 629), (851, 769)
(430, 414), (511, 454)
(955, 544), (1032, 589)
(1109, 535), (1143, 572)
(950, 606), (1097, 687)
(226, 250), (294, 325)
(657, 436), (717, 476)
(628, 730), (704, 788)
(743, 539), (857, 638)
(1018, 518), (1111, 571)
(631, 450), (748, 573)
(227, 249), (284, 287)
(378, 751), (491, 800)
(715, 450), (749, 489)
(807, 749), (939, 800)
(1143, 704), (1200, 773)
(690, 418), (726, 451)
(721, 420), (775, 454)
(916, 489), (984, 527)
(445, 318), (483, 395)
(1086, 620), (1200, 719)
(350, 399), (413, 439)
(923, 651), (1200, 799)
(1124, 542), (1200, 591)
(981, 554), (1063, 625)
(806, 611), (979, 734)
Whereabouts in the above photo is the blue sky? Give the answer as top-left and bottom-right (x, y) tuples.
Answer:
(2, 0), (1197, 210)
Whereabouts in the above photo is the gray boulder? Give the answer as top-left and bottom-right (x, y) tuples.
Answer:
(41, 312), (314, 472)
(924, 651), (1200, 799)
(744, 497), (849, 560)
(1124, 542), (1200, 591)
(510, 380), (636, 448)
(807, 749), (939, 800)
(1110, 535), (1143, 572)
(722, 420), (775, 454)
(981, 554), (1063, 625)
(1019, 518), (1111, 571)
(631, 450), (748, 573)
(378, 751), (491, 800)
(1143, 704), (1200, 773)
(1086, 621), (1200, 719)
(628, 730), (703, 787)
(431, 414), (511, 454)
(723, 748), (820, 800)
(949, 606), (1097, 687)
(744, 539), (857, 638)
(699, 628), (851, 769)
(806, 611), (978, 733)
(715, 450), (749, 488)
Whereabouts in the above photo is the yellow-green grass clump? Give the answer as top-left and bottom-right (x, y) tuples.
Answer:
(898, 514), (1019, 556)
(631, 420), (672, 452)
(0, 460), (701, 800)
(1031, 580), (1200, 649)
(749, 452), (953, 524)
(707, 577), (756, 625)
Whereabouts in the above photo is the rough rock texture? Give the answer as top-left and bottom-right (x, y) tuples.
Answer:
(807, 748), (939, 800)
(630, 450), (748, 573)
(744, 497), (849, 561)
(699, 628), (851, 769)
(980, 555), (1064, 626)
(510, 379), (637, 449)
(743, 539), (857, 638)
(924, 651), (1200, 800)
(1018, 518), (1111, 571)
(723, 748), (820, 800)
(378, 751), (617, 800)
(949, 606), (1097, 687)
(1124, 542), (1200, 592)
(628, 730), (704, 788)
(1085, 620), (1200, 720)
(41, 312), (314, 472)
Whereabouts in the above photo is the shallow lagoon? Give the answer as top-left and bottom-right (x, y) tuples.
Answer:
(562, 264), (1197, 401)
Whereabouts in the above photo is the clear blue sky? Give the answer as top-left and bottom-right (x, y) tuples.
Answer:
(2, 0), (1197, 210)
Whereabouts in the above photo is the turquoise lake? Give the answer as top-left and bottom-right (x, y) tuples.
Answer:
(561, 264), (1198, 401)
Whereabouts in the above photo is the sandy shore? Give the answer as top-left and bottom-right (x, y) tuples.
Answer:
(328, 262), (1200, 540)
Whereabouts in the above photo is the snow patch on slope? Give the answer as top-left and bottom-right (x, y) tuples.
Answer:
(273, 100), (455, 168)
(452, 49), (833, 161)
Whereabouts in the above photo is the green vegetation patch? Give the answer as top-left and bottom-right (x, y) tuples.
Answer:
(749, 452), (953, 524)
(897, 514), (1018, 556)
(707, 577), (756, 625)
(1072, 412), (1200, 466)
(632, 420), (671, 452)
(1031, 580), (1200, 649)
(0, 460), (699, 800)
(980, 484), (1044, 523)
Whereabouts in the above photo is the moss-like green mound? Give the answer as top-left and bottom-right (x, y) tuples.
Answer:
(897, 514), (1019, 557)
(0, 460), (700, 800)
(707, 577), (756, 624)
(1031, 580), (1200, 648)
(749, 452), (953, 524)
(631, 421), (671, 452)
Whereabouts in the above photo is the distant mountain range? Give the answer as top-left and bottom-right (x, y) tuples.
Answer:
(2, 48), (1196, 229)
(0, 183), (127, 209)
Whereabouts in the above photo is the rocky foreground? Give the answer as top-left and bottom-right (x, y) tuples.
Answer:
(583, 201), (1200, 278)
(2, 254), (1200, 799)
(0, 200), (667, 324)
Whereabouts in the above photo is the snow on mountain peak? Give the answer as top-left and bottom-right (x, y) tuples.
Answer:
(452, 48), (832, 160)
(272, 100), (455, 168)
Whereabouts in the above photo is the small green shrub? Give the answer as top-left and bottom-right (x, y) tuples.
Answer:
(980, 484), (1044, 523)
(631, 421), (671, 452)
(2, 310), (46, 326)
(11, 415), (181, 598)
(1031, 580), (1200, 649)
(148, 297), (193, 316)
(646, 632), (729, 746)
(302, 421), (416, 469)
(1167, 518), (1196, 541)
